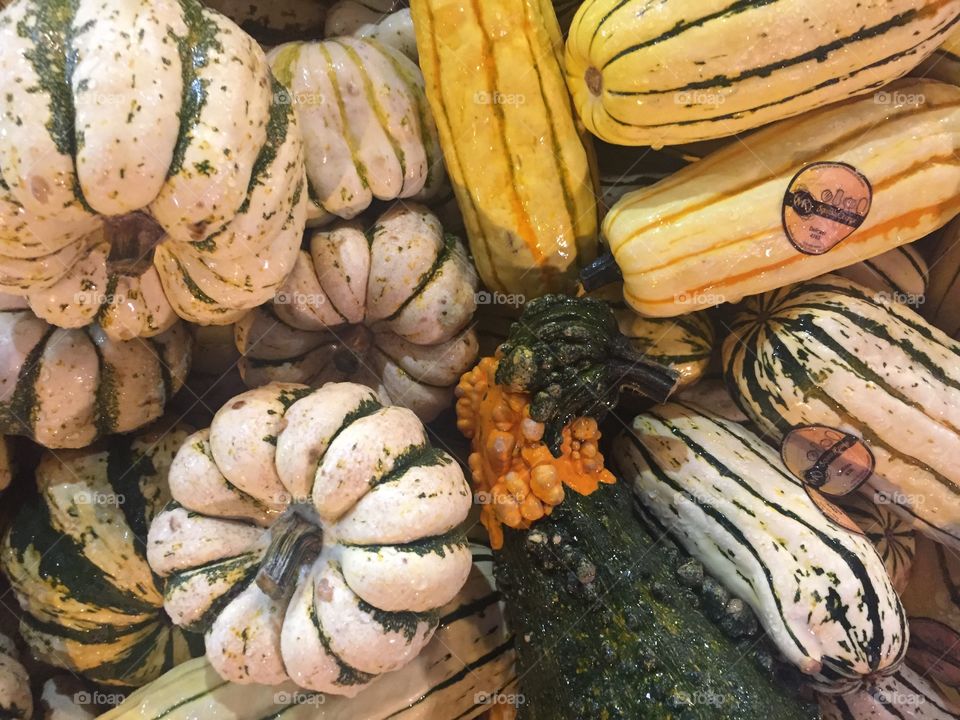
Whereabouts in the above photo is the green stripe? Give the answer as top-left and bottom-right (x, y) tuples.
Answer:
(318, 42), (370, 191)
(0, 325), (55, 438)
(383, 233), (456, 322)
(165, 551), (261, 633)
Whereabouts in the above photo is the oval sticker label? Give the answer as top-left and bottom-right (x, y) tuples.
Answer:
(781, 425), (875, 497)
(782, 162), (872, 255)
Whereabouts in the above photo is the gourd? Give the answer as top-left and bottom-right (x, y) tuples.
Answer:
(565, 0), (960, 146)
(603, 79), (960, 317)
(833, 244), (928, 308)
(494, 476), (818, 719)
(0, 631), (31, 720)
(900, 536), (960, 697)
(837, 492), (916, 593)
(410, 0), (599, 298)
(0, 294), (191, 449)
(267, 37), (445, 224)
(147, 381), (473, 694)
(234, 204), (479, 422)
(723, 275), (960, 552)
(325, 2), (416, 61)
(102, 546), (514, 720)
(614, 402), (907, 693)
(917, 28), (960, 85)
(0, 0), (308, 335)
(818, 665), (960, 719)
(926, 216), (960, 339)
(0, 424), (202, 687)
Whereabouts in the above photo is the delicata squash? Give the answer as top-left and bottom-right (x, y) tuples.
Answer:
(148, 382), (473, 694)
(604, 79), (960, 317)
(0, 0), (308, 336)
(565, 0), (960, 146)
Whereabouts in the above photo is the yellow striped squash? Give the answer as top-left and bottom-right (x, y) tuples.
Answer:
(605, 79), (960, 317)
(410, 0), (599, 298)
(926, 216), (960, 338)
(916, 27), (960, 84)
(565, 0), (960, 146)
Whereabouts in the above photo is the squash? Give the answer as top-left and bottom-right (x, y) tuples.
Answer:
(267, 37), (444, 224)
(410, 0), (599, 298)
(900, 536), (960, 697)
(494, 475), (818, 718)
(325, 2), (416, 61)
(103, 545), (513, 720)
(832, 244), (929, 308)
(0, 0), (308, 335)
(603, 79), (960, 317)
(0, 294), (191, 449)
(723, 275), (960, 552)
(836, 492), (917, 593)
(926, 216), (960, 339)
(818, 665), (960, 719)
(0, 423), (202, 687)
(235, 204), (479, 422)
(613, 306), (714, 390)
(147, 381), (473, 693)
(565, 0), (960, 146)
(917, 28), (960, 85)
(0, 631), (31, 720)
(614, 402), (908, 693)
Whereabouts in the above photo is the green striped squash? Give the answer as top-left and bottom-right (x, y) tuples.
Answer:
(565, 0), (960, 146)
(819, 665), (960, 719)
(0, 424), (202, 688)
(614, 402), (908, 693)
(833, 244), (929, 308)
(103, 546), (514, 720)
(0, 632), (31, 720)
(926, 216), (960, 339)
(0, 296), (191, 449)
(268, 36), (445, 224)
(723, 275), (960, 552)
(0, 0), (308, 332)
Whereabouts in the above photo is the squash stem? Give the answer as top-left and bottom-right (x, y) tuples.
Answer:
(256, 503), (323, 600)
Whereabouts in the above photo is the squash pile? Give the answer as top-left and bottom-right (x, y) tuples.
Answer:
(3, 0), (960, 718)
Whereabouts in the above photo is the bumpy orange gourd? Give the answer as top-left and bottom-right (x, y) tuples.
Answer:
(456, 357), (614, 549)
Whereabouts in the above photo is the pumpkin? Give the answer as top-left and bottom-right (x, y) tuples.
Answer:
(0, 294), (191, 449)
(0, 423), (202, 687)
(926, 216), (960, 339)
(235, 204), (479, 422)
(325, 2), (416, 61)
(0, 0), (308, 337)
(0, 631), (31, 720)
(147, 381), (474, 694)
(267, 37), (445, 224)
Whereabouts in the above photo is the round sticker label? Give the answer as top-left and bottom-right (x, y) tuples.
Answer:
(782, 162), (872, 255)
(781, 425), (875, 497)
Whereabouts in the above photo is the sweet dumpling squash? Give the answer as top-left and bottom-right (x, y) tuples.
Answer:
(147, 381), (473, 694)
(235, 204), (479, 421)
(0, 294), (191, 449)
(0, 424), (202, 687)
(0, 0), (308, 335)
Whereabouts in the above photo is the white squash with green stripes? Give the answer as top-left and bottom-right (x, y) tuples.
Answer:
(0, 294), (191, 449)
(723, 275), (960, 552)
(614, 403), (908, 693)
(0, 632), (31, 720)
(0, 424), (201, 687)
(0, 0), (308, 337)
(147, 381), (473, 694)
(819, 665), (960, 719)
(235, 204), (479, 421)
(267, 36), (445, 222)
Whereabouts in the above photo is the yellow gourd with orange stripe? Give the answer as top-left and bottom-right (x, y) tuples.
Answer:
(604, 79), (960, 317)
(410, 0), (598, 298)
